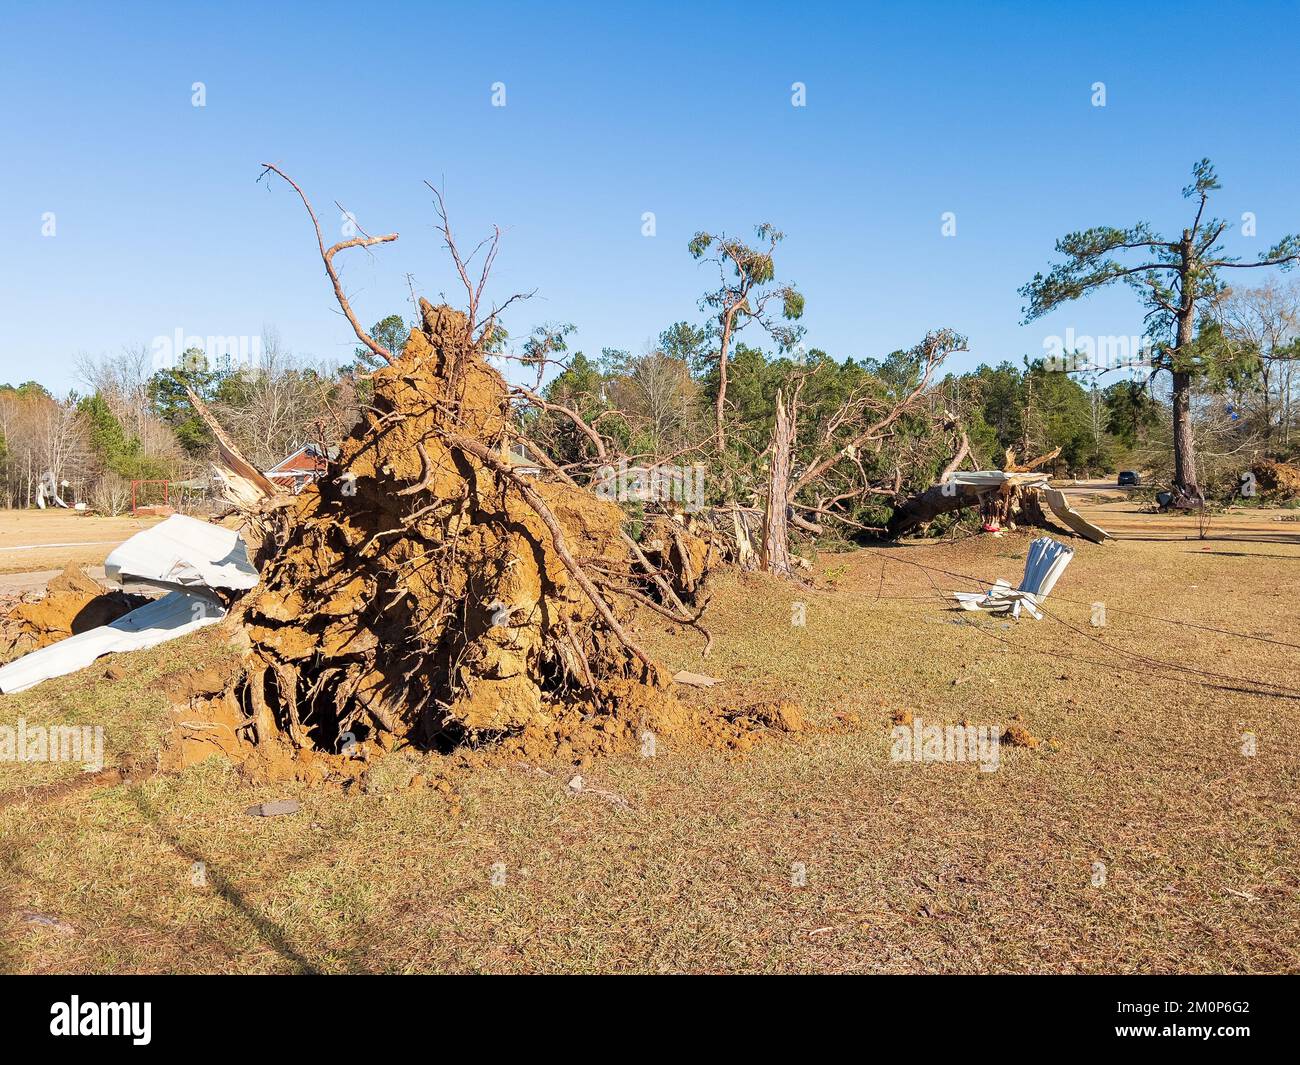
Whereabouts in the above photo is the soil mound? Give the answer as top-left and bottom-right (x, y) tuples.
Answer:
(0, 564), (146, 658)
(1250, 459), (1300, 500)
(230, 301), (658, 755)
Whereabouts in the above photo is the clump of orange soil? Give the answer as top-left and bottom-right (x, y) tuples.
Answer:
(458, 683), (805, 767)
(166, 661), (404, 787)
(0, 564), (146, 658)
(1251, 458), (1300, 499)
(640, 516), (717, 603)
(171, 656), (801, 789)
(224, 300), (675, 760)
(1001, 723), (1041, 749)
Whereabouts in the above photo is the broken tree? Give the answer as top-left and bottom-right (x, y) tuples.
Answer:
(886, 447), (1112, 543)
(755, 329), (968, 573)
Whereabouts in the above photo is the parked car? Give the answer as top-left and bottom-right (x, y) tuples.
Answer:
(1117, 470), (1141, 486)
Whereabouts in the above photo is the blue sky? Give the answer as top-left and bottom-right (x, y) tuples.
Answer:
(2, 0), (1298, 392)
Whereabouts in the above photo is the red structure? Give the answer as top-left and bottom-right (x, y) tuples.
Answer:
(131, 479), (170, 515)
(264, 444), (333, 493)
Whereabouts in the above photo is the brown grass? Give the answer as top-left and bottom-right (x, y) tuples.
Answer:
(0, 510), (161, 576)
(0, 518), (1297, 973)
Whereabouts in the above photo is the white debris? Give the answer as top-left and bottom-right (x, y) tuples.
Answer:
(952, 536), (1073, 621)
(948, 471), (1050, 489)
(0, 516), (257, 694)
(104, 513), (258, 596)
(0, 591), (225, 693)
(1038, 487), (1113, 543)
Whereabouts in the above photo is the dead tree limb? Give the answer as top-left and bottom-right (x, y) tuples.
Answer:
(259, 163), (399, 365)
(939, 430), (972, 481)
(511, 384), (609, 462)
(790, 330), (966, 498)
(1005, 444), (1062, 473)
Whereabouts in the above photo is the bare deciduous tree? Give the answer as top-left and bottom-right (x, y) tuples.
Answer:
(1215, 280), (1300, 445)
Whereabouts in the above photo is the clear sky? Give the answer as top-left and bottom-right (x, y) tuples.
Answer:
(2, 0), (1298, 392)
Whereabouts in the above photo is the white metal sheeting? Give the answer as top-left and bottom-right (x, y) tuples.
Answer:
(952, 536), (1074, 620)
(0, 592), (225, 693)
(1039, 487), (1113, 543)
(104, 514), (258, 596)
(947, 471), (1051, 489)
(0, 515), (257, 694)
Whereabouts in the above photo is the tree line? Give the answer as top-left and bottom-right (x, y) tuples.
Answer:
(3, 160), (1295, 534)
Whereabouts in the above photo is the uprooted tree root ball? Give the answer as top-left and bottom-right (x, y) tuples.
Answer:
(205, 300), (730, 770)
(233, 302), (639, 748)
(172, 655), (806, 787)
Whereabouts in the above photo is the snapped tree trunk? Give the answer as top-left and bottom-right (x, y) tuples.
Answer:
(714, 312), (735, 454)
(760, 389), (794, 575)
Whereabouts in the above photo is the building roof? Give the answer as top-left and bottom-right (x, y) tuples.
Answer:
(264, 443), (338, 477)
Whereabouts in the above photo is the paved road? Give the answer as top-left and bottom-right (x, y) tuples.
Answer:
(0, 566), (109, 598)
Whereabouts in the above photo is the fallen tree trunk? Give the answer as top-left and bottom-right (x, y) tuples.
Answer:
(887, 472), (1112, 543)
(886, 481), (984, 537)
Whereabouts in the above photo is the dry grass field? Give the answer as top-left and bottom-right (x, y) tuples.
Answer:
(0, 497), (1297, 974)
(0, 510), (161, 579)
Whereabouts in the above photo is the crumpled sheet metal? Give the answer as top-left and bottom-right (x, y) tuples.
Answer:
(0, 515), (255, 694)
(104, 514), (258, 596)
(0, 591), (224, 693)
(951, 536), (1074, 621)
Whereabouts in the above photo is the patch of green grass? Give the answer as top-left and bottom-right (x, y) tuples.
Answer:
(0, 627), (237, 795)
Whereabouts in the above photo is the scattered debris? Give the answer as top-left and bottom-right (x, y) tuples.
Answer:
(244, 799), (301, 817)
(0, 592), (230, 693)
(890, 470), (1112, 543)
(672, 670), (721, 687)
(104, 514), (258, 597)
(1035, 487), (1112, 543)
(1001, 724), (1041, 749)
(0, 517), (258, 694)
(952, 536), (1073, 620)
(20, 911), (77, 935)
(0, 563), (146, 658)
(565, 773), (631, 809)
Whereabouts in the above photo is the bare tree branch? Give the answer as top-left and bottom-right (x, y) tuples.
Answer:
(258, 163), (399, 365)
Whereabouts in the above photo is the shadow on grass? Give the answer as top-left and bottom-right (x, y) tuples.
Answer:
(1187, 550), (1300, 559)
(130, 789), (323, 974)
